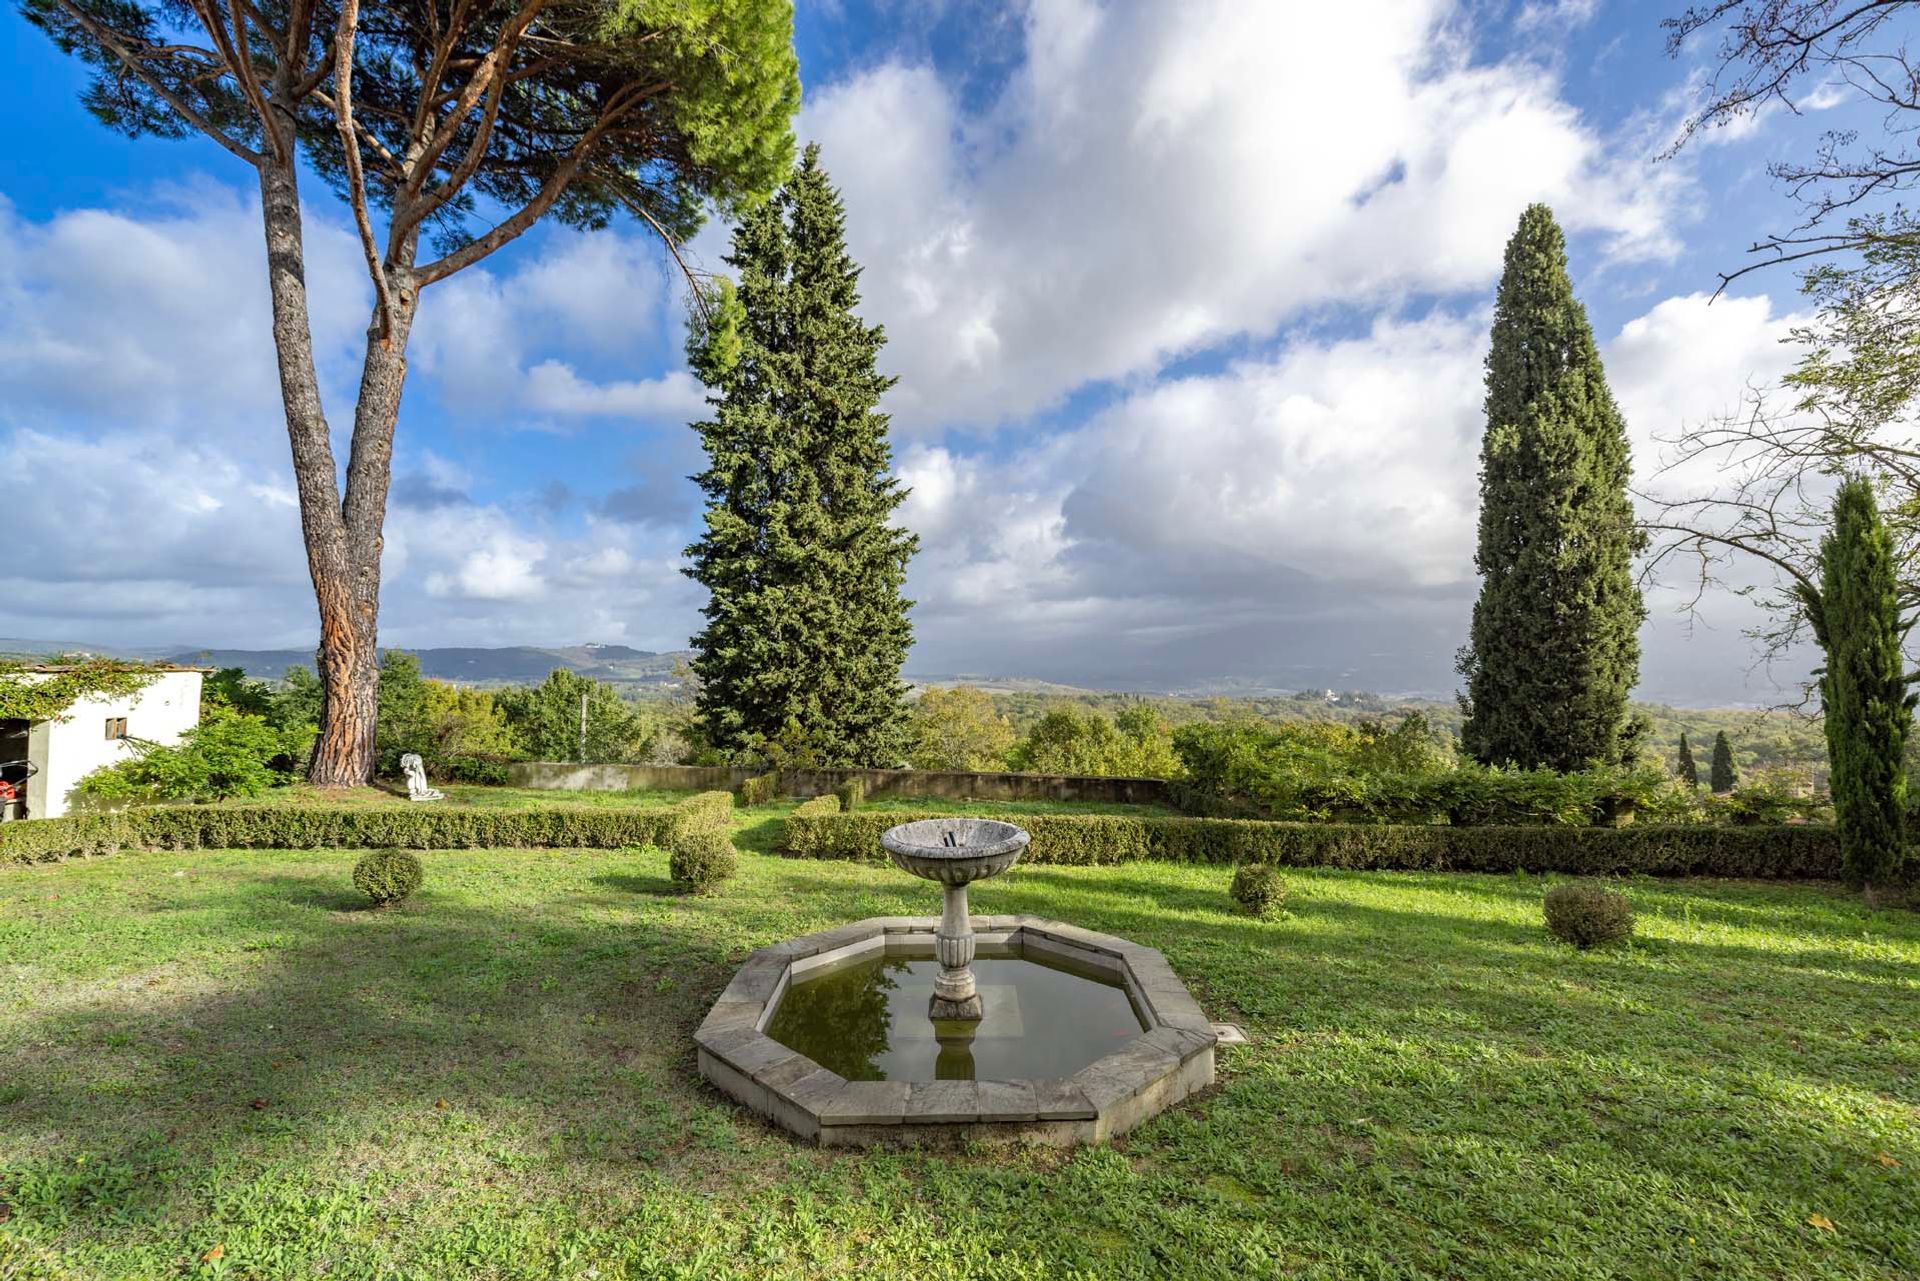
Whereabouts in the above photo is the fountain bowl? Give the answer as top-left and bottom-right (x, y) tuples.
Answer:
(880, 818), (1029, 886)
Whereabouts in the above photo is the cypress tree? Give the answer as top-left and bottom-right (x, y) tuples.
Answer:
(1799, 479), (1913, 888)
(683, 144), (918, 766)
(1457, 205), (1647, 771)
(1676, 732), (1699, 787)
(1709, 731), (1738, 793)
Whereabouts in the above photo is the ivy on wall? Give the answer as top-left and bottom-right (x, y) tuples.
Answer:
(0, 658), (166, 723)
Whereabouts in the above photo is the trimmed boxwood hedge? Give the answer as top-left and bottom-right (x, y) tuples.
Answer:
(0, 791), (733, 865)
(789, 794), (842, 820)
(781, 810), (1842, 879)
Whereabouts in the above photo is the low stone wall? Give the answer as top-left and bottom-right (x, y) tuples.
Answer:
(506, 762), (755, 793)
(505, 761), (1174, 806)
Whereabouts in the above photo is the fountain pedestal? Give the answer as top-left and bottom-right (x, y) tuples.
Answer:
(931, 880), (983, 1019)
(880, 818), (1031, 1024)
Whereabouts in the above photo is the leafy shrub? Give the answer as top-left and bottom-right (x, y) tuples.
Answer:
(72, 707), (311, 806)
(780, 808), (1842, 878)
(1229, 864), (1287, 917)
(670, 826), (737, 891)
(908, 687), (1017, 770)
(738, 772), (782, 806)
(1543, 883), (1634, 948)
(833, 779), (864, 811)
(492, 668), (653, 763)
(1713, 780), (1829, 826)
(439, 755), (514, 785)
(1009, 705), (1182, 778)
(354, 849), (424, 906)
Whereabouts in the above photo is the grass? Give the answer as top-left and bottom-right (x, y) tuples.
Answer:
(0, 849), (1915, 1280)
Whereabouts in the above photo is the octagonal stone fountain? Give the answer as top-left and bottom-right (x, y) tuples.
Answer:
(694, 818), (1218, 1146)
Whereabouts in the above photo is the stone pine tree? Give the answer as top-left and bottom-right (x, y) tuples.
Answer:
(1797, 479), (1913, 889)
(1457, 204), (1647, 771)
(683, 144), (919, 766)
(24, 0), (799, 786)
(1677, 733), (1700, 787)
(1709, 731), (1738, 793)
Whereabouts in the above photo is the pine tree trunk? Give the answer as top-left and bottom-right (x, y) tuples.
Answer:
(256, 143), (419, 788)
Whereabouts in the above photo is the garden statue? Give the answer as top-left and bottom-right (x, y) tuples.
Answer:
(400, 753), (445, 802)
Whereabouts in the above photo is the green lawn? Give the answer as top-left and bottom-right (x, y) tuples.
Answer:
(0, 849), (1914, 1279)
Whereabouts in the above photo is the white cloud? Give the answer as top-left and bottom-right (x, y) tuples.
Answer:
(524, 362), (706, 420)
(896, 289), (1813, 694)
(412, 227), (692, 425)
(805, 0), (1692, 433)
(0, 184), (367, 434)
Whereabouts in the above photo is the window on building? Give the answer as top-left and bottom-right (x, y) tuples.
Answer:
(105, 717), (128, 740)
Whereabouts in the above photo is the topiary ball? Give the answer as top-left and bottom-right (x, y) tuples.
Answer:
(1229, 864), (1287, 918)
(1543, 882), (1633, 948)
(354, 849), (423, 907)
(670, 827), (737, 892)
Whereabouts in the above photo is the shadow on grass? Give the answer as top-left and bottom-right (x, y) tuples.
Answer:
(589, 871), (680, 897)
(730, 811), (792, 858)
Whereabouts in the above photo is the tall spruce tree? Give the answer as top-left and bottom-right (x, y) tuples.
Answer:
(1798, 479), (1913, 889)
(1677, 732), (1700, 787)
(1709, 731), (1737, 793)
(683, 145), (918, 765)
(1458, 204), (1647, 771)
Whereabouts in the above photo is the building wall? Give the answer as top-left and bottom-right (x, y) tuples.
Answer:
(26, 671), (204, 819)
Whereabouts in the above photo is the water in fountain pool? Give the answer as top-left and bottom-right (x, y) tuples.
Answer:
(763, 948), (1147, 1082)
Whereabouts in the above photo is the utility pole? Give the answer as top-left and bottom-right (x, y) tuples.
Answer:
(579, 692), (588, 763)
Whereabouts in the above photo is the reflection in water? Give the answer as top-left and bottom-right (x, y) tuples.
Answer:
(764, 953), (1146, 1082)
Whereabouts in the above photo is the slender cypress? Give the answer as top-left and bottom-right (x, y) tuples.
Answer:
(1799, 478), (1912, 888)
(1709, 731), (1738, 793)
(1677, 732), (1699, 787)
(683, 144), (918, 765)
(1457, 205), (1647, 771)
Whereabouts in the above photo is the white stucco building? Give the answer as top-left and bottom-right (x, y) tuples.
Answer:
(0, 667), (205, 820)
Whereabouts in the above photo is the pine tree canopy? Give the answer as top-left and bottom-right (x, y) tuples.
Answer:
(1709, 731), (1738, 793)
(683, 144), (919, 766)
(1799, 478), (1913, 888)
(1458, 204), (1647, 771)
(1677, 732), (1699, 787)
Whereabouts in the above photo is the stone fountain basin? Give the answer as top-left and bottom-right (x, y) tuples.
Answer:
(694, 915), (1217, 1147)
(879, 818), (1029, 885)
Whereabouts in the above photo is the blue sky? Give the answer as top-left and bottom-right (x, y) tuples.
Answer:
(0, 0), (1867, 702)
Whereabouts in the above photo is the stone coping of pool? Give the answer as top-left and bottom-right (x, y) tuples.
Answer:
(694, 915), (1217, 1147)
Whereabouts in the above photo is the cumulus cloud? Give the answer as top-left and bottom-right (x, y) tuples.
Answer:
(804, 0), (1692, 432)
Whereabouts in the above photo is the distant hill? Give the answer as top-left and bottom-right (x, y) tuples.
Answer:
(159, 643), (690, 686)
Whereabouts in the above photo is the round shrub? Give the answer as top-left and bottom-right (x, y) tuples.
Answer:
(1229, 863), (1287, 917)
(670, 827), (737, 892)
(353, 849), (423, 907)
(1543, 882), (1633, 948)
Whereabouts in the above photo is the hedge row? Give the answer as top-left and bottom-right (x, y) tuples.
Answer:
(0, 792), (735, 866)
(789, 794), (842, 821)
(780, 810), (1843, 879)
